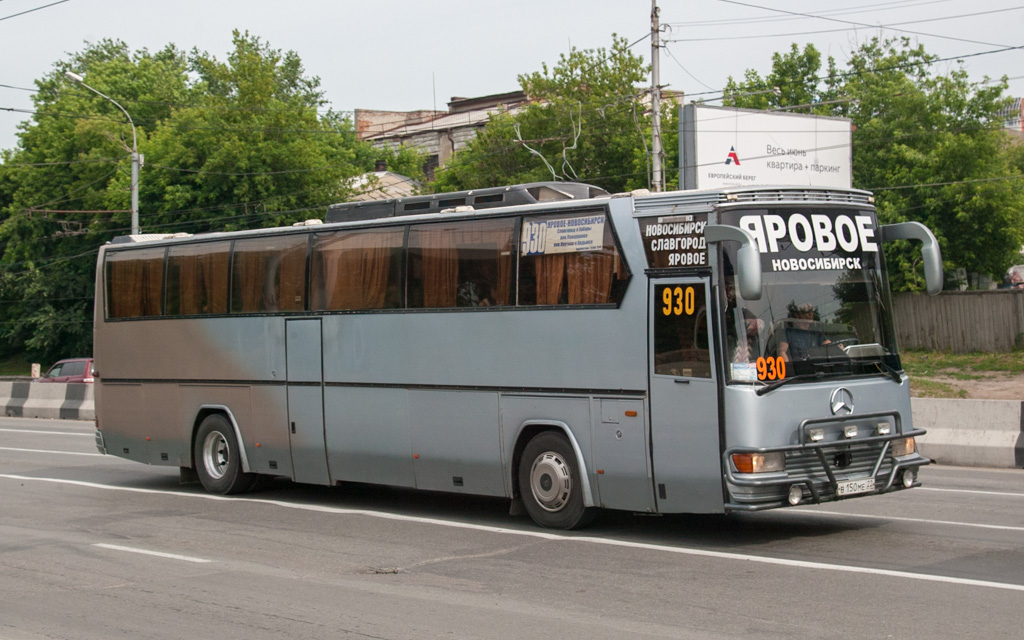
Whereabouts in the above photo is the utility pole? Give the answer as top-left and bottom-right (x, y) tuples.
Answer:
(65, 71), (142, 235)
(650, 0), (664, 192)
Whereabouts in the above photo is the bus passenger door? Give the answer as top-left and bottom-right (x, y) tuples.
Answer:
(285, 319), (331, 485)
(649, 279), (724, 513)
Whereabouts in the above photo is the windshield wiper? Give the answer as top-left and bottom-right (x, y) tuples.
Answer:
(756, 371), (825, 396)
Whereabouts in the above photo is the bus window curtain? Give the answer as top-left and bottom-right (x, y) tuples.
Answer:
(419, 228), (458, 308)
(233, 249), (268, 312)
(313, 229), (401, 310)
(232, 237), (306, 313)
(451, 222), (514, 305)
(107, 250), (163, 318)
(172, 245), (229, 315)
(534, 254), (566, 305)
(566, 252), (614, 304)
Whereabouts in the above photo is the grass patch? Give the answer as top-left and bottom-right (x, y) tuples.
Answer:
(901, 350), (1024, 377)
(0, 352), (34, 376)
(907, 377), (968, 399)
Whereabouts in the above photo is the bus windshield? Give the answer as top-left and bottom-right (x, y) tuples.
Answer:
(719, 206), (900, 385)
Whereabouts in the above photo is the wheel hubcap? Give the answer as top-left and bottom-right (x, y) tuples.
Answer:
(529, 451), (572, 512)
(202, 431), (230, 480)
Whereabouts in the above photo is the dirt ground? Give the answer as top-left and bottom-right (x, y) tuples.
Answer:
(910, 372), (1024, 400)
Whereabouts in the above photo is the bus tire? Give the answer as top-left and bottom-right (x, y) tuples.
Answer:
(194, 414), (256, 495)
(519, 431), (594, 530)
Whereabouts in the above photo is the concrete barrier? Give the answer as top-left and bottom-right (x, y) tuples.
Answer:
(0, 381), (95, 421)
(912, 398), (1024, 468)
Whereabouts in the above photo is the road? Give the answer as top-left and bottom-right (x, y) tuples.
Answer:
(1, 416), (1022, 639)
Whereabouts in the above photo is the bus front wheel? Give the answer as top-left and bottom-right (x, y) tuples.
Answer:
(194, 414), (256, 495)
(519, 431), (593, 530)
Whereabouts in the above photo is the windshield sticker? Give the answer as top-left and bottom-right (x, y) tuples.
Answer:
(521, 214), (605, 256)
(640, 213), (708, 268)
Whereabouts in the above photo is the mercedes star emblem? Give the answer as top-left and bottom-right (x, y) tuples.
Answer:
(830, 387), (854, 415)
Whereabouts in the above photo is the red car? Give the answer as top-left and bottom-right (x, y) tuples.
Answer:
(36, 358), (95, 383)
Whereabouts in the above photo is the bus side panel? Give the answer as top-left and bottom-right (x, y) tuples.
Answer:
(96, 382), (149, 465)
(249, 385), (291, 476)
(590, 397), (655, 513)
(499, 395), (597, 505)
(320, 311), (646, 393)
(96, 318), (287, 383)
(97, 382), (180, 466)
(409, 390), (504, 496)
(176, 384), (290, 477)
(323, 387), (415, 489)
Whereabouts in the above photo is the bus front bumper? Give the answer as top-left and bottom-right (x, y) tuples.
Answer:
(722, 429), (929, 512)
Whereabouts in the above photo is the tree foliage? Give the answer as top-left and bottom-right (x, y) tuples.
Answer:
(0, 32), (417, 364)
(724, 38), (1024, 290)
(434, 35), (671, 194)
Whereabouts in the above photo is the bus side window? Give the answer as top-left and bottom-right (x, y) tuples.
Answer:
(231, 235), (308, 313)
(105, 247), (166, 319)
(407, 218), (515, 309)
(310, 228), (404, 311)
(165, 241), (230, 316)
(518, 211), (628, 306)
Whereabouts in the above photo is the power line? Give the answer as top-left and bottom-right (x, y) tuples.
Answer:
(684, 44), (1022, 99)
(0, 0), (70, 23)
(666, 0), (955, 28)
(713, 1), (1015, 48)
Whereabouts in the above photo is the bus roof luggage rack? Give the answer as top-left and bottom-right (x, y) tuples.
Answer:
(325, 182), (609, 223)
(109, 233), (192, 244)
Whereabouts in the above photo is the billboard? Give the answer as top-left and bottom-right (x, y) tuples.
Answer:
(680, 104), (852, 190)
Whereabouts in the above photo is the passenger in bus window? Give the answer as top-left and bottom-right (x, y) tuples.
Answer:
(778, 303), (830, 361)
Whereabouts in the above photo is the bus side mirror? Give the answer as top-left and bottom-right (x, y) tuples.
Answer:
(705, 224), (762, 301)
(881, 222), (943, 296)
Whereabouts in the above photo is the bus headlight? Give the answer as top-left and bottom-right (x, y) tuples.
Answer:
(732, 452), (785, 474)
(892, 437), (916, 457)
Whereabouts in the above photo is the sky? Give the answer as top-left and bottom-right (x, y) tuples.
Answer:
(0, 0), (1021, 152)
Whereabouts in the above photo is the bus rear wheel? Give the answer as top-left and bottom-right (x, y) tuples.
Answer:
(519, 431), (593, 530)
(194, 414), (256, 495)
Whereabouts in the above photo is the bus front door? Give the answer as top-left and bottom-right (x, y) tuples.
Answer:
(648, 279), (724, 513)
(285, 318), (331, 485)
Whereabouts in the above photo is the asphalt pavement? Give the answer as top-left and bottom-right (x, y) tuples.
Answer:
(2, 417), (1023, 639)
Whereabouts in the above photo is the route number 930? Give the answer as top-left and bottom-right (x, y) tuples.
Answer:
(756, 356), (786, 381)
(661, 286), (696, 316)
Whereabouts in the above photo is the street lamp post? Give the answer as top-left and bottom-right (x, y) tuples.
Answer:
(64, 71), (141, 235)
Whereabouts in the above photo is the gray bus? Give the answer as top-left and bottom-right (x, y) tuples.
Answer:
(92, 183), (941, 529)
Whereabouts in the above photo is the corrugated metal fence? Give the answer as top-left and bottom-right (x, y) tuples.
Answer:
(893, 289), (1024, 353)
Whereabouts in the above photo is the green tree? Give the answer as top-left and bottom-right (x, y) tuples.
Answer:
(725, 38), (1024, 290)
(434, 35), (654, 194)
(0, 32), (405, 364)
(0, 39), (190, 362)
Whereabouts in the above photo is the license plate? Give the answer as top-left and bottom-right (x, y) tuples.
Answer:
(836, 478), (875, 497)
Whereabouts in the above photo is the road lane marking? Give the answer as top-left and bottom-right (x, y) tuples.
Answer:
(0, 428), (92, 436)
(0, 447), (101, 456)
(93, 543), (212, 563)
(3, 473), (1023, 594)
(794, 509), (1024, 532)
(920, 487), (1024, 498)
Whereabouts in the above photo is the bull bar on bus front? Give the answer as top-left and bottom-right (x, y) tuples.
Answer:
(722, 411), (930, 511)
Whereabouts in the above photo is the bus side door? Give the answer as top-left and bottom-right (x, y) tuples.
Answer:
(648, 279), (725, 513)
(286, 318), (331, 485)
